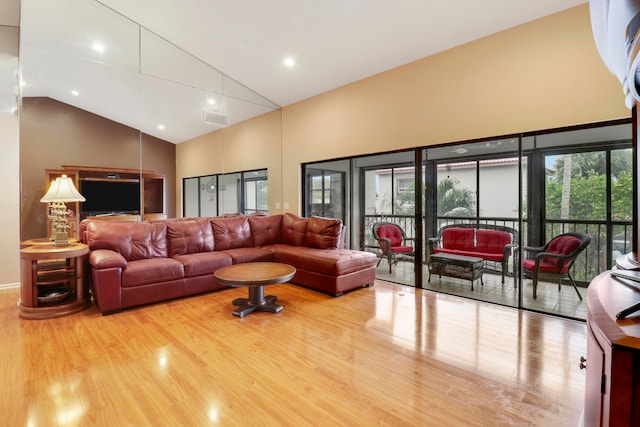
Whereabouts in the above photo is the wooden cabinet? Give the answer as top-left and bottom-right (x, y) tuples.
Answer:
(142, 174), (166, 221)
(19, 242), (91, 319)
(584, 272), (640, 426)
(45, 165), (166, 237)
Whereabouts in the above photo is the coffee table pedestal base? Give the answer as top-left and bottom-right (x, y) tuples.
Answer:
(232, 286), (283, 318)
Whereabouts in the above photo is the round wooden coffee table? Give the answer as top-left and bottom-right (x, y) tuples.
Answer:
(214, 262), (296, 317)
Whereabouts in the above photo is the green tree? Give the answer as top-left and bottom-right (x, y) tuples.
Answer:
(612, 170), (633, 221)
(396, 180), (416, 214)
(546, 149), (632, 221)
(437, 178), (475, 217)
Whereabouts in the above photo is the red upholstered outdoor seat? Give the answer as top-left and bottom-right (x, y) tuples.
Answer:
(521, 232), (591, 300)
(430, 225), (518, 284)
(372, 222), (415, 273)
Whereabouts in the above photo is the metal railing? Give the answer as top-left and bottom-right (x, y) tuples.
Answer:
(364, 214), (632, 284)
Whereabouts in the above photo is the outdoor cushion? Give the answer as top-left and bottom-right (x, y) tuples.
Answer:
(547, 235), (581, 255)
(476, 229), (511, 254)
(441, 227), (475, 251)
(522, 258), (572, 274)
(376, 223), (404, 248)
(523, 235), (580, 273)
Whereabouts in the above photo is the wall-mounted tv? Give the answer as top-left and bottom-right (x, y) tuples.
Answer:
(80, 179), (141, 215)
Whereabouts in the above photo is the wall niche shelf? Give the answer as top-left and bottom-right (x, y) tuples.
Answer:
(45, 165), (166, 238)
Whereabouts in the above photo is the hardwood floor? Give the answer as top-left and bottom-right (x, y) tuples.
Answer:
(0, 281), (586, 426)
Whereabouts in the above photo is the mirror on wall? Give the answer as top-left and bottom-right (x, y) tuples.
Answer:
(0, 2), (20, 286)
(0, 24), (19, 117)
(19, 0), (281, 240)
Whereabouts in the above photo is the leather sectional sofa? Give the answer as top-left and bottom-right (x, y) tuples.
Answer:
(81, 213), (377, 314)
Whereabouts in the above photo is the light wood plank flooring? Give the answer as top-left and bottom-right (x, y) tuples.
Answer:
(0, 281), (586, 426)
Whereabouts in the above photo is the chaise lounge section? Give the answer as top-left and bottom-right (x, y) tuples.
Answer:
(82, 213), (377, 314)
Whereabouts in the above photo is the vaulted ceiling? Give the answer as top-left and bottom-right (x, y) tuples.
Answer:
(18, 0), (587, 143)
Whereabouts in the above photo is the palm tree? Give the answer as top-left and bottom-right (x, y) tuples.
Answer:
(437, 178), (475, 217)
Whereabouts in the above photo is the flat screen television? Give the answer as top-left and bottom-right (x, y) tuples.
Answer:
(80, 179), (141, 215)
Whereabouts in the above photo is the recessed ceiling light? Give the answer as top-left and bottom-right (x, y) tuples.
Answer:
(71, 90), (79, 96)
(158, 124), (165, 130)
(207, 98), (216, 105)
(93, 43), (105, 53)
(284, 57), (295, 68)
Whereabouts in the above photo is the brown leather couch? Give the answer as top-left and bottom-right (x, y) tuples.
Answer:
(81, 213), (377, 314)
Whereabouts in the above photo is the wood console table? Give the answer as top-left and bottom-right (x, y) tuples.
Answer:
(583, 271), (640, 426)
(19, 242), (91, 319)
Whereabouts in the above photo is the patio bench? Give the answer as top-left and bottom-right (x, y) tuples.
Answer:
(428, 223), (518, 284)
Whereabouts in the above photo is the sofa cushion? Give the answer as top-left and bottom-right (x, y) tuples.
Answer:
(211, 216), (253, 250)
(223, 247), (274, 264)
(87, 220), (168, 261)
(441, 227), (475, 251)
(249, 214), (283, 246)
(475, 229), (511, 255)
(173, 251), (232, 278)
(274, 246), (377, 276)
(305, 216), (343, 249)
(121, 257), (184, 287)
(166, 218), (214, 256)
(282, 213), (308, 246)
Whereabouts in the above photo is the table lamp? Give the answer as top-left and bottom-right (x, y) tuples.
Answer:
(40, 174), (85, 246)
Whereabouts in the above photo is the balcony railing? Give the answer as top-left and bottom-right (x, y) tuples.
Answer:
(364, 214), (632, 284)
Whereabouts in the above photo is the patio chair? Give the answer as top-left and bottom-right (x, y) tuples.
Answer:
(372, 222), (415, 273)
(521, 232), (591, 300)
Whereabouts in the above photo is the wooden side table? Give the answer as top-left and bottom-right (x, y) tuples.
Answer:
(19, 242), (91, 319)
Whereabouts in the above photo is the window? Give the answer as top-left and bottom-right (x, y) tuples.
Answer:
(182, 169), (268, 217)
(304, 168), (345, 220)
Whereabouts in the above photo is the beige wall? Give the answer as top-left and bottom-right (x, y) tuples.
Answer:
(280, 5), (628, 212)
(177, 5), (629, 216)
(176, 109), (282, 214)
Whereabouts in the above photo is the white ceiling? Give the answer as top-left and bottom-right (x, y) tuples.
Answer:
(18, 0), (588, 143)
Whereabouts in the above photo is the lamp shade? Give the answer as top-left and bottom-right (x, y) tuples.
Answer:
(40, 174), (86, 203)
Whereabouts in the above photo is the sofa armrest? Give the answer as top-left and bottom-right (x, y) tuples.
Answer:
(503, 243), (518, 259)
(89, 249), (127, 269)
(89, 249), (125, 314)
(427, 237), (441, 254)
